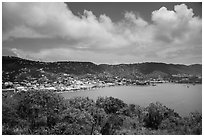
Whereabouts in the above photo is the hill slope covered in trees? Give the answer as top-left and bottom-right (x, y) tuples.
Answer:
(2, 56), (202, 82)
(2, 90), (202, 135)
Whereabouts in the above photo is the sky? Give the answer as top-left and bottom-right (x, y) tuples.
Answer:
(2, 2), (202, 65)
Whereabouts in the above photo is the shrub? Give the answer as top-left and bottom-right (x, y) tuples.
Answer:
(2, 90), (66, 134)
(101, 114), (124, 135)
(96, 97), (127, 114)
(143, 102), (179, 129)
(159, 112), (202, 135)
(51, 108), (94, 135)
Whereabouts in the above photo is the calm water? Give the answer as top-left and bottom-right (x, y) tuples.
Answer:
(61, 83), (202, 116)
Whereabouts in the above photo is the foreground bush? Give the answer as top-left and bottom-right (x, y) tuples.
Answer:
(2, 90), (202, 135)
(143, 102), (180, 129)
(96, 96), (127, 114)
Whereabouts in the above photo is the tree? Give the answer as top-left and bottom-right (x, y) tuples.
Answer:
(101, 114), (124, 135)
(66, 97), (95, 112)
(143, 102), (179, 129)
(65, 97), (107, 134)
(4, 90), (66, 134)
(51, 108), (94, 135)
(96, 97), (126, 114)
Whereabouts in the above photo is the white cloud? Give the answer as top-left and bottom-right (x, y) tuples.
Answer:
(10, 48), (147, 64)
(124, 11), (148, 27)
(152, 7), (177, 25)
(152, 3), (201, 43)
(2, 3), (202, 64)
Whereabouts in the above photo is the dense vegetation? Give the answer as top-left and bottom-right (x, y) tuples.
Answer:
(3, 56), (201, 82)
(2, 90), (202, 135)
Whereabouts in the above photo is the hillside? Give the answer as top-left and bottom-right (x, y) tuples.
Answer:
(99, 62), (201, 79)
(2, 56), (202, 82)
(2, 56), (103, 82)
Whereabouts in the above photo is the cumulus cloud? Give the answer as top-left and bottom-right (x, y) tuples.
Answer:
(151, 3), (201, 62)
(152, 4), (201, 43)
(2, 3), (202, 64)
(124, 11), (148, 27)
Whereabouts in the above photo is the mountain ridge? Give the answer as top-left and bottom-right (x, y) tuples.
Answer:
(3, 56), (201, 66)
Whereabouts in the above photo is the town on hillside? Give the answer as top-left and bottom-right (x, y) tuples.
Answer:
(2, 71), (202, 94)
(2, 56), (202, 94)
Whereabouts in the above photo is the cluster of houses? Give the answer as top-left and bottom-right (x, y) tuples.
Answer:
(2, 75), (169, 95)
(171, 74), (202, 84)
(3, 76), (104, 93)
(2, 71), (201, 95)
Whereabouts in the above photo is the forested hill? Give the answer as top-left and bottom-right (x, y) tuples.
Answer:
(2, 56), (202, 82)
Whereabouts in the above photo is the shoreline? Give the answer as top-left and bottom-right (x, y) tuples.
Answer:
(56, 82), (201, 94)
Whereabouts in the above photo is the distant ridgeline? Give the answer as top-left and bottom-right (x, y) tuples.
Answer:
(2, 56), (202, 83)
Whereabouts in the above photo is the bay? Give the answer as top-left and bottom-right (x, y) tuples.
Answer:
(61, 83), (202, 116)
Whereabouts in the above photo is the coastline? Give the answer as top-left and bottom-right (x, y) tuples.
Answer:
(56, 82), (201, 94)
